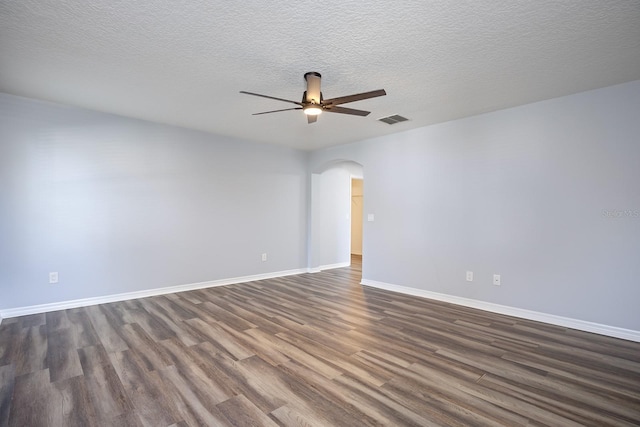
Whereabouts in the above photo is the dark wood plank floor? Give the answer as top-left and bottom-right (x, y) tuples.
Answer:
(1, 255), (639, 426)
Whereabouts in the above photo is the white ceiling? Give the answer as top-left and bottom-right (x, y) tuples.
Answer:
(1, 1), (639, 151)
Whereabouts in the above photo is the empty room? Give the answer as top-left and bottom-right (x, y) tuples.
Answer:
(1, 1), (639, 426)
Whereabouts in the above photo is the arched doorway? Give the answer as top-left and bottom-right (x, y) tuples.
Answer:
(308, 160), (364, 277)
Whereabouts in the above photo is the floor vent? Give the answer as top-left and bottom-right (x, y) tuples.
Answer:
(378, 114), (409, 125)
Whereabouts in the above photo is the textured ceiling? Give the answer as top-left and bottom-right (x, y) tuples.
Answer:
(1, 1), (639, 150)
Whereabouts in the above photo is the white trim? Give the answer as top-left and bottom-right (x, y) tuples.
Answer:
(361, 279), (640, 343)
(0, 312), (3, 325)
(0, 268), (308, 319)
(319, 262), (351, 271)
(307, 261), (351, 274)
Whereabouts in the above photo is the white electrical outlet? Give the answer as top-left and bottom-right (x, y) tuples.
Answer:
(493, 274), (501, 286)
(466, 271), (473, 282)
(367, 214), (375, 222)
(261, 253), (267, 262)
(49, 272), (59, 284)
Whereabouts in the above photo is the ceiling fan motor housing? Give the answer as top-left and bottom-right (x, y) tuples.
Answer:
(304, 71), (322, 80)
(303, 72), (323, 105)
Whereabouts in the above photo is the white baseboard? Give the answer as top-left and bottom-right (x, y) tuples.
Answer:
(361, 279), (640, 343)
(0, 268), (309, 319)
(306, 261), (350, 273)
(319, 262), (351, 271)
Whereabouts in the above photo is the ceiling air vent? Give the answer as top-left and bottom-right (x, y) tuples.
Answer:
(378, 114), (409, 125)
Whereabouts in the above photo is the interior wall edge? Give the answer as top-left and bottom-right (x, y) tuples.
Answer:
(361, 279), (640, 343)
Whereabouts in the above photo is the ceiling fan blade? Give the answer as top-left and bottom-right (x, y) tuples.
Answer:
(323, 89), (386, 106)
(252, 107), (303, 115)
(307, 114), (318, 124)
(324, 106), (370, 116)
(240, 91), (303, 106)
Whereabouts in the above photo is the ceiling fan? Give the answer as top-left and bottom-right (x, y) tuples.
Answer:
(240, 72), (386, 124)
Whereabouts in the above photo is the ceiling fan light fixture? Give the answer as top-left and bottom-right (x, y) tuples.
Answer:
(240, 72), (386, 123)
(303, 105), (323, 116)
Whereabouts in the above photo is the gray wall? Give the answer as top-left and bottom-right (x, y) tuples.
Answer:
(310, 80), (640, 331)
(0, 93), (308, 309)
(317, 168), (351, 267)
(3, 80), (639, 332)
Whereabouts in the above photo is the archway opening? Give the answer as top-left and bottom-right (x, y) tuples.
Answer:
(309, 160), (364, 279)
